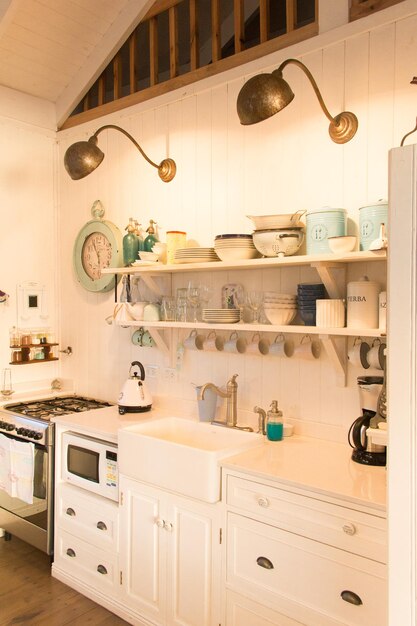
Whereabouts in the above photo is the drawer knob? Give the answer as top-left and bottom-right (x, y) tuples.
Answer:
(341, 590), (363, 606)
(164, 521), (174, 532)
(342, 523), (357, 536)
(257, 497), (270, 508)
(97, 521), (107, 531)
(66, 548), (76, 558)
(257, 556), (274, 570)
(156, 518), (165, 528)
(97, 564), (108, 575)
(66, 507), (76, 517)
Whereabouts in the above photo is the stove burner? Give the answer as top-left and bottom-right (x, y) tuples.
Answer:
(4, 396), (113, 422)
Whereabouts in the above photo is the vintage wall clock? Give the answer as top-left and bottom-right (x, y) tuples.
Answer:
(73, 200), (123, 292)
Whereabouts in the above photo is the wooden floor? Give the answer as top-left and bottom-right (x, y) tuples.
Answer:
(0, 535), (129, 625)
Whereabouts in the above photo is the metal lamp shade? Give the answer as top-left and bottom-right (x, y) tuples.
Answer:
(64, 137), (105, 180)
(237, 72), (295, 125)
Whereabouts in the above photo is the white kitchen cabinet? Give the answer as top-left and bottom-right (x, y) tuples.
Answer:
(119, 474), (222, 626)
(223, 471), (387, 626)
(53, 483), (120, 597)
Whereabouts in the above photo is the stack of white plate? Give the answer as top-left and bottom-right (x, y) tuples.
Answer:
(174, 247), (219, 264)
(202, 308), (240, 323)
(214, 234), (260, 261)
(263, 292), (298, 325)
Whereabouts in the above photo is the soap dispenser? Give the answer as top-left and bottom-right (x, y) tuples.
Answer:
(266, 400), (283, 441)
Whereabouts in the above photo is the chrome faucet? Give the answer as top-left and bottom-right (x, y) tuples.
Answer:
(200, 375), (253, 431)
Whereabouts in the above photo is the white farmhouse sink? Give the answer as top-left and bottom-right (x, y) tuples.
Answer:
(118, 417), (263, 502)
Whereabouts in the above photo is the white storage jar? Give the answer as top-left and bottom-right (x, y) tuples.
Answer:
(346, 276), (380, 329)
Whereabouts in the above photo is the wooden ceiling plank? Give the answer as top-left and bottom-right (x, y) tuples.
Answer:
(1, 33), (79, 75)
(0, 63), (63, 101)
(143, 0), (182, 21)
(7, 23), (87, 67)
(0, 44), (71, 84)
(32, 0), (114, 36)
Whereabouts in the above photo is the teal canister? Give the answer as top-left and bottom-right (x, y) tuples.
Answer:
(359, 200), (388, 251)
(306, 208), (347, 254)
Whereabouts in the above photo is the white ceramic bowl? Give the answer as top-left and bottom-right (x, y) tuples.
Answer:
(262, 303), (297, 309)
(327, 236), (357, 254)
(139, 251), (160, 262)
(264, 308), (297, 325)
(252, 229), (304, 257)
(247, 212), (305, 230)
(215, 248), (260, 261)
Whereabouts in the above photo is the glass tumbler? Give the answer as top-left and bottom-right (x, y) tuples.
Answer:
(161, 296), (176, 321)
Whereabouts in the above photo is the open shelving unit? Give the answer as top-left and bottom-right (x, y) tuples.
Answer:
(103, 250), (387, 386)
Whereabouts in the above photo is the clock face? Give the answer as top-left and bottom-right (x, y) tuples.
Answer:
(81, 232), (113, 280)
(73, 218), (122, 292)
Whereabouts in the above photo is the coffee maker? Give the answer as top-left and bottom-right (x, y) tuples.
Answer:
(348, 376), (386, 466)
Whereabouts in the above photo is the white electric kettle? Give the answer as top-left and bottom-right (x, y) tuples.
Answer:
(118, 361), (152, 415)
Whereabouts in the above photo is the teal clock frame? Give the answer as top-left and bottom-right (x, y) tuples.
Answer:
(73, 202), (123, 293)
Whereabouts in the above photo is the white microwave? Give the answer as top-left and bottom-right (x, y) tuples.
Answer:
(62, 431), (118, 501)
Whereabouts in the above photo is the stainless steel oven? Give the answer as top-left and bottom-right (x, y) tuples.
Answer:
(0, 396), (112, 555)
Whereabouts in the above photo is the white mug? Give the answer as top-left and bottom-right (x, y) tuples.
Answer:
(203, 330), (224, 352)
(348, 337), (370, 368)
(224, 331), (247, 354)
(183, 329), (205, 351)
(366, 339), (386, 370)
(269, 333), (294, 358)
(247, 333), (270, 356)
(294, 335), (321, 360)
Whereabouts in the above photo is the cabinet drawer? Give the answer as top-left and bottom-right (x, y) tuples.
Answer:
(55, 530), (119, 592)
(227, 513), (387, 626)
(226, 475), (386, 562)
(226, 590), (304, 626)
(57, 483), (119, 551)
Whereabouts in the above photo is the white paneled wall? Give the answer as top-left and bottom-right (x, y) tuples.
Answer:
(56, 7), (416, 440)
(0, 114), (58, 392)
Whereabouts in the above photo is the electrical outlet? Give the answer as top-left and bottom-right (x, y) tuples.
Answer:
(146, 365), (159, 379)
(164, 367), (177, 381)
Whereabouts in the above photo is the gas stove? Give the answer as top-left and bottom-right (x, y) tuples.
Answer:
(0, 396), (113, 445)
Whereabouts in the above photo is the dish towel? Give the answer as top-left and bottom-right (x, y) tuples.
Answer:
(0, 434), (35, 504)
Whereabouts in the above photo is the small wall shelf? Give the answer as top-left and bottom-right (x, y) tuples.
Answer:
(9, 343), (59, 365)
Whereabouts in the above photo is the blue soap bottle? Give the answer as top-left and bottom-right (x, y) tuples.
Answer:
(266, 400), (283, 441)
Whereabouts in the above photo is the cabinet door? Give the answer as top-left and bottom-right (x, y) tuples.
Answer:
(166, 495), (221, 626)
(119, 476), (167, 626)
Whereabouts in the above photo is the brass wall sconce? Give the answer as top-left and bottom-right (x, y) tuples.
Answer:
(64, 124), (176, 182)
(237, 58), (358, 144)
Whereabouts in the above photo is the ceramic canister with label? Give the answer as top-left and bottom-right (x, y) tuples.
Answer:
(346, 276), (380, 329)
(306, 207), (347, 254)
(359, 200), (388, 251)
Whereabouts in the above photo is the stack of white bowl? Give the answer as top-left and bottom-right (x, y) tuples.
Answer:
(214, 234), (260, 261)
(263, 292), (298, 325)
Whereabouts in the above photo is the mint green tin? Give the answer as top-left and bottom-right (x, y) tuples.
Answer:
(306, 207), (347, 254)
(359, 200), (388, 251)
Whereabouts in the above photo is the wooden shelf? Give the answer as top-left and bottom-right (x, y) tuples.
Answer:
(9, 358), (59, 365)
(102, 250), (386, 276)
(112, 320), (385, 338)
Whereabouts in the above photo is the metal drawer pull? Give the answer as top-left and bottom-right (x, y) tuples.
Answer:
(66, 548), (76, 557)
(341, 590), (363, 606)
(257, 556), (274, 570)
(96, 521), (107, 531)
(66, 507), (76, 516)
(97, 564), (108, 575)
(257, 497), (270, 508)
(342, 523), (356, 536)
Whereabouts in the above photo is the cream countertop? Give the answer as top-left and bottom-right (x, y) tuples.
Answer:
(52, 407), (386, 511)
(221, 435), (386, 512)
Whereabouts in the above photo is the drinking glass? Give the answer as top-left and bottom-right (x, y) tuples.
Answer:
(234, 290), (247, 323)
(187, 283), (201, 322)
(1, 368), (13, 398)
(247, 291), (264, 324)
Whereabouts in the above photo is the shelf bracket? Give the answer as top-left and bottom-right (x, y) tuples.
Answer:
(319, 334), (347, 387)
(310, 262), (346, 299)
(140, 274), (170, 298)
